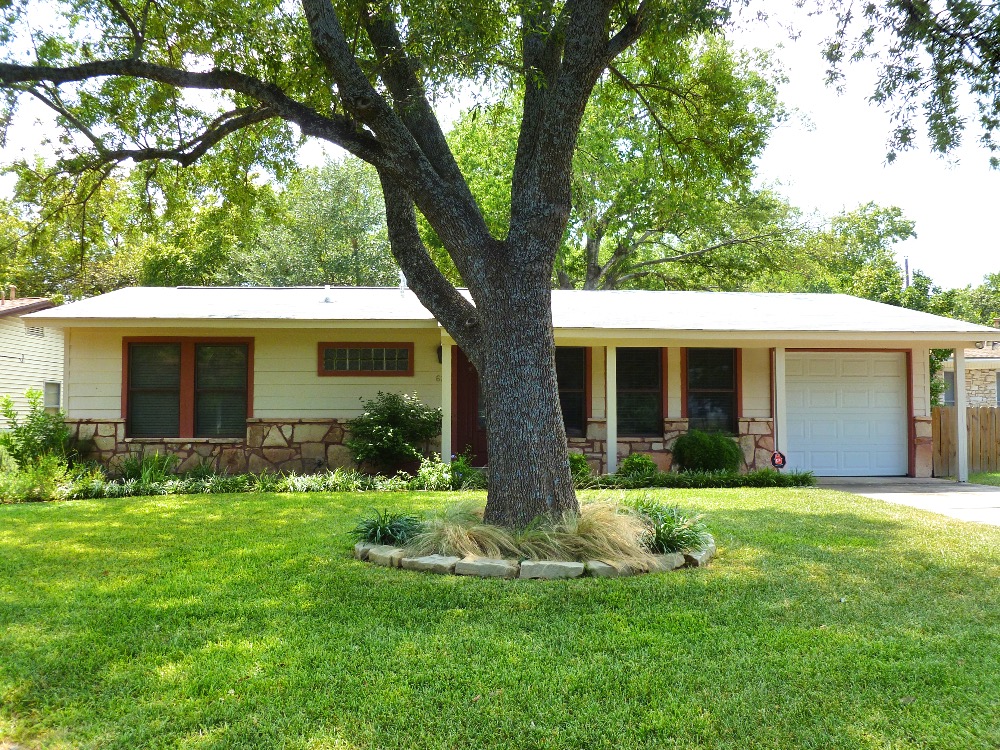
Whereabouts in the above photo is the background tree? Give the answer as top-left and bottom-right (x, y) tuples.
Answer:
(824, 0), (1000, 163)
(228, 157), (397, 286)
(442, 36), (797, 291)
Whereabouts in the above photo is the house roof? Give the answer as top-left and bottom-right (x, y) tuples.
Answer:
(24, 286), (1000, 345)
(0, 297), (55, 319)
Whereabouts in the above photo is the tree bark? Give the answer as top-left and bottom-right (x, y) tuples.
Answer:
(475, 273), (579, 528)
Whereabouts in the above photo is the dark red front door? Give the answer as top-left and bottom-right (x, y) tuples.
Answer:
(454, 347), (488, 466)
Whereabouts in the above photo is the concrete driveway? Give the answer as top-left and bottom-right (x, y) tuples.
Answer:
(816, 477), (1000, 527)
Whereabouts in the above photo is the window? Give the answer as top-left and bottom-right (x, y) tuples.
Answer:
(318, 343), (414, 376)
(942, 371), (956, 406)
(686, 348), (737, 434)
(126, 340), (250, 438)
(555, 347), (587, 437)
(617, 348), (663, 436)
(43, 382), (61, 413)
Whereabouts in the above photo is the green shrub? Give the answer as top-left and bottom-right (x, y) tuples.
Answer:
(630, 496), (712, 554)
(410, 455), (453, 490)
(184, 458), (218, 480)
(568, 452), (592, 479)
(350, 508), (425, 545)
(449, 452), (487, 489)
(345, 392), (442, 472)
(617, 452), (658, 477)
(671, 430), (741, 473)
(119, 451), (180, 482)
(0, 444), (18, 473)
(0, 389), (70, 466)
(0, 454), (69, 502)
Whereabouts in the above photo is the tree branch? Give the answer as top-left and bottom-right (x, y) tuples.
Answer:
(0, 58), (388, 165)
(377, 171), (483, 358)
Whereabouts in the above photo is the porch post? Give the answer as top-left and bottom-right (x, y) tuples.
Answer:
(774, 347), (787, 456)
(955, 347), (968, 482)
(606, 345), (617, 474)
(441, 341), (452, 464)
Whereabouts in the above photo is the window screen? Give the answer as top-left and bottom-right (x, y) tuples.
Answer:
(617, 348), (662, 436)
(195, 344), (248, 437)
(556, 347), (587, 437)
(128, 343), (181, 437)
(687, 348), (737, 434)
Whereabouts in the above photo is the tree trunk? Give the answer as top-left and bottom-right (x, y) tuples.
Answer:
(476, 277), (579, 528)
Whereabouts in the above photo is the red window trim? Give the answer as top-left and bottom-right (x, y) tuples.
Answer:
(317, 342), (415, 377)
(121, 337), (255, 438)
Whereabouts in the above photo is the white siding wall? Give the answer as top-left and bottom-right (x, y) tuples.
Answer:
(741, 348), (772, 418)
(0, 318), (65, 427)
(911, 348), (930, 417)
(63, 326), (443, 421)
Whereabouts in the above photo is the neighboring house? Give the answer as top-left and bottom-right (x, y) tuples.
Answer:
(0, 288), (64, 428)
(25, 286), (999, 478)
(940, 336), (1000, 407)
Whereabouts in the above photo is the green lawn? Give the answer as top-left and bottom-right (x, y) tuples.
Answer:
(971, 472), (1000, 486)
(1, 489), (998, 750)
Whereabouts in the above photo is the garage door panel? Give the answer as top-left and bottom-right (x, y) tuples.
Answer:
(808, 360), (837, 377)
(842, 420), (871, 439)
(807, 389), (838, 408)
(840, 360), (871, 377)
(807, 420), (838, 439)
(841, 389), (870, 408)
(785, 352), (907, 476)
(873, 359), (902, 377)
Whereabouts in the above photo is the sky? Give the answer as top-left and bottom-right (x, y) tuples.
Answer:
(729, 14), (999, 290)
(2, 9), (998, 291)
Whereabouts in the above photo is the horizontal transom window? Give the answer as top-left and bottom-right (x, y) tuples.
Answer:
(319, 343), (414, 376)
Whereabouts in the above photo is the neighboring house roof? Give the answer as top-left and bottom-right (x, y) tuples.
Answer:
(24, 286), (1000, 345)
(0, 297), (55, 319)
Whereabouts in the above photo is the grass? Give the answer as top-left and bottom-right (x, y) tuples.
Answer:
(970, 471), (1000, 486)
(1, 489), (998, 750)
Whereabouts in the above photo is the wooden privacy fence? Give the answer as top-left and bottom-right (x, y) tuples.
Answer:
(932, 406), (1000, 477)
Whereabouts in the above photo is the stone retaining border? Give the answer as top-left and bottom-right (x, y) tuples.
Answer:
(353, 537), (716, 579)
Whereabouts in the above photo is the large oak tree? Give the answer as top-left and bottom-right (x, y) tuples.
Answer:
(0, 0), (729, 527)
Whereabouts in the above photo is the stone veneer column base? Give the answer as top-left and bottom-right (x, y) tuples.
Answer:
(66, 418), (366, 475)
(912, 415), (933, 478)
(737, 418), (775, 472)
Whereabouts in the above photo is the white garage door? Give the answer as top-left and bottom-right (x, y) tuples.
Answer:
(785, 352), (908, 476)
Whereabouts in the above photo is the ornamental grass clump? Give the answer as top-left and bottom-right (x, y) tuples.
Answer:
(350, 508), (426, 546)
(630, 495), (712, 554)
(403, 500), (660, 567)
(406, 501), (520, 558)
(516, 502), (655, 569)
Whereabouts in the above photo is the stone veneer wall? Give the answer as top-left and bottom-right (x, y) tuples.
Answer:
(67, 418), (357, 475)
(966, 368), (999, 407)
(567, 417), (776, 474)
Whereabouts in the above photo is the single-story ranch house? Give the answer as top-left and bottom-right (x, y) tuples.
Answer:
(26, 286), (999, 481)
